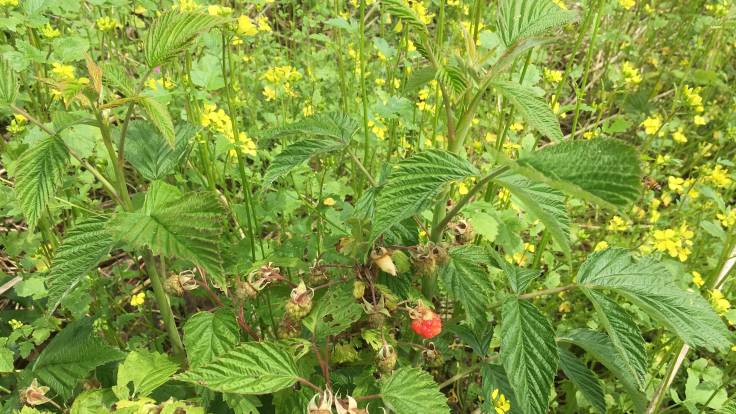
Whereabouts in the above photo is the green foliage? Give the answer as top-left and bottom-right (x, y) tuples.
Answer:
(114, 350), (180, 399)
(497, 0), (577, 47)
(303, 284), (362, 339)
(500, 299), (558, 414)
(12, 136), (69, 228)
(177, 342), (300, 394)
(441, 245), (493, 323)
(263, 139), (347, 187)
(381, 0), (430, 36)
(372, 149), (478, 239)
(380, 367), (450, 414)
(140, 96), (176, 145)
(46, 216), (114, 313)
(183, 310), (240, 368)
(578, 248), (731, 351)
(111, 182), (226, 284)
(492, 81), (563, 142)
(143, 12), (225, 68)
(0, 56), (18, 106)
(30, 319), (124, 400)
(491, 250), (541, 294)
(558, 347), (606, 414)
(124, 121), (198, 181)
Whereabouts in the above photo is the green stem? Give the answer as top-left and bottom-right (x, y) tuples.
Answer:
(144, 250), (186, 363)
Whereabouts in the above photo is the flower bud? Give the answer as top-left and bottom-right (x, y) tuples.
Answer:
(376, 343), (397, 374)
(371, 247), (397, 276)
(20, 379), (51, 406)
(335, 395), (367, 414)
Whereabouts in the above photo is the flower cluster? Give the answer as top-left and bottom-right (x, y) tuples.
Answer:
(261, 65), (302, 101)
(644, 223), (694, 262)
(200, 103), (256, 157)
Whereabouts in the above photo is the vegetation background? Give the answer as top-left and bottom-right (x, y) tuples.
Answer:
(0, 0), (735, 413)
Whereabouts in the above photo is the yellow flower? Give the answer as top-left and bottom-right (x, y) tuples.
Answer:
(544, 68), (563, 83)
(410, 1), (434, 24)
(621, 61), (641, 85)
(96, 16), (118, 32)
(682, 85), (703, 110)
(667, 176), (685, 193)
(558, 301), (572, 313)
(594, 241), (609, 252)
(509, 122), (524, 132)
(303, 104), (314, 117)
(706, 165), (732, 188)
(641, 115), (662, 135)
(130, 292), (146, 307)
(552, 0), (567, 9)
(651, 223), (693, 262)
(8, 319), (23, 330)
(716, 209), (736, 228)
(710, 290), (731, 315)
(693, 115), (707, 125)
(263, 85), (277, 101)
(257, 16), (272, 32)
(237, 15), (258, 36)
(691, 271), (704, 287)
(0, 0), (19, 6)
(8, 114), (26, 134)
(51, 62), (75, 81)
(671, 128), (687, 144)
(618, 0), (635, 9)
(323, 197), (336, 206)
(173, 0), (198, 12)
(207, 5), (232, 16)
(41, 24), (61, 39)
(491, 389), (511, 414)
(607, 216), (628, 232)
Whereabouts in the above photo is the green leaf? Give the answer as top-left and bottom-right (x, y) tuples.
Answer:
(263, 112), (359, 143)
(494, 172), (571, 259)
(497, 0), (577, 47)
(110, 183), (226, 284)
(124, 121), (197, 181)
(381, 367), (450, 414)
(114, 350), (179, 399)
(558, 347), (606, 414)
(0, 338), (14, 373)
(494, 138), (641, 210)
(489, 249), (540, 294)
(440, 246), (493, 323)
(263, 138), (346, 188)
(303, 284), (362, 339)
(381, 0), (430, 36)
(70, 389), (114, 414)
(718, 401), (736, 414)
(183, 310), (240, 368)
(143, 12), (225, 68)
(0, 56), (18, 106)
(101, 63), (135, 96)
(581, 289), (647, 389)
(46, 216), (113, 313)
(177, 342), (300, 395)
(492, 81), (563, 142)
(140, 96), (176, 146)
(577, 249), (731, 351)
(31, 318), (124, 400)
(372, 149), (478, 239)
(12, 137), (69, 228)
(557, 329), (647, 411)
(500, 299), (558, 414)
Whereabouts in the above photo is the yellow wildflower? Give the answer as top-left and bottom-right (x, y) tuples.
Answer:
(594, 241), (609, 252)
(710, 290), (731, 315)
(618, 0), (635, 9)
(716, 209), (736, 228)
(509, 122), (524, 132)
(691, 271), (704, 287)
(491, 389), (511, 414)
(8, 319), (23, 330)
(8, 114), (26, 134)
(130, 292), (146, 307)
(257, 16), (272, 32)
(682, 85), (703, 111)
(607, 216), (628, 232)
(641, 115), (662, 135)
(96, 16), (118, 32)
(544, 68), (563, 83)
(41, 24), (61, 39)
(0, 0), (19, 6)
(51, 62), (75, 81)
(693, 115), (707, 125)
(621, 61), (641, 85)
(237, 15), (258, 36)
(671, 128), (687, 144)
(173, 0), (198, 12)
(706, 165), (732, 188)
(667, 176), (685, 193)
(303, 104), (314, 117)
(323, 197), (336, 206)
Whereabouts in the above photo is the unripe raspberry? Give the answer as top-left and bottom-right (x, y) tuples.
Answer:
(376, 343), (397, 374)
(371, 247), (397, 276)
(422, 343), (444, 368)
(411, 251), (437, 277)
(410, 305), (442, 339)
(432, 244), (449, 267)
(285, 281), (314, 320)
(353, 281), (366, 299)
(277, 316), (300, 339)
(235, 280), (258, 300)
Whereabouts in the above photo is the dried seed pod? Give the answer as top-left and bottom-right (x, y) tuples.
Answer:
(308, 389), (334, 414)
(335, 395), (367, 414)
(371, 247), (397, 276)
(422, 343), (444, 368)
(277, 315), (301, 339)
(19, 379), (52, 406)
(451, 219), (474, 244)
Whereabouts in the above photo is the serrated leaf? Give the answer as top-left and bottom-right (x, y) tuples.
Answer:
(101, 63), (135, 96)
(381, 367), (449, 414)
(500, 299), (558, 414)
(115, 350), (179, 399)
(177, 342), (300, 395)
(582, 288), (646, 389)
(492, 81), (562, 142)
(303, 284), (362, 339)
(372, 150), (478, 239)
(110, 183), (226, 284)
(557, 329), (647, 411)
(12, 136), (69, 228)
(183, 310), (240, 368)
(124, 121), (198, 181)
(262, 112), (359, 143)
(558, 347), (606, 414)
(447, 324), (494, 357)
(578, 248), (731, 351)
(46, 216), (113, 313)
(489, 249), (540, 294)
(0, 56), (18, 106)
(497, 0), (577, 47)
(143, 12), (225, 68)
(493, 138), (641, 210)
(263, 138), (346, 187)
(381, 0), (430, 35)
(494, 172), (571, 260)
(31, 318), (124, 400)
(441, 246), (493, 324)
(140, 96), (175, 146)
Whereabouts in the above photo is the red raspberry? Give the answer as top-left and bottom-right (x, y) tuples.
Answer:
(410, 306), (442, 339)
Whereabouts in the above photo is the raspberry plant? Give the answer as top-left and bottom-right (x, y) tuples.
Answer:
(1, 0), (735, 413)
